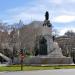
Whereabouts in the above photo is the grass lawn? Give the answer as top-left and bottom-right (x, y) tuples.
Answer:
(0, 65), (75, 71)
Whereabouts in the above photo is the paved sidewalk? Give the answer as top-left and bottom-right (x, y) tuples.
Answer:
(0, 69), (75, 75)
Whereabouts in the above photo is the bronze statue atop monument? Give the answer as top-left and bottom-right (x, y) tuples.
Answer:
(43, 11), (52, 27)
(45, 11), (49, 20)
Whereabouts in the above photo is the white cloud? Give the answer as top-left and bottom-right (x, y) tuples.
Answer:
(11, 12), (44, 24)
(53, 15), (75, 23)
(5, 4), (47, 24)
(59, 27), (75, 35)
(66, 0), (75, 3)
(49, 0), (63, 5)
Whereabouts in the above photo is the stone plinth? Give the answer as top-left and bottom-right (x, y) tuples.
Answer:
(23, 56), (72, 65)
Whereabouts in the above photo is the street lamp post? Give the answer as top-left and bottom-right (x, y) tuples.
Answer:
(20, 49), (24, 70)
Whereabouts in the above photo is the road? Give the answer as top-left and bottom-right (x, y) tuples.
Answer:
(0, 69), (75, 75)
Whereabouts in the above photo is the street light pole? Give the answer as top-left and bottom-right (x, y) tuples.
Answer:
(20, 49), (24, 71)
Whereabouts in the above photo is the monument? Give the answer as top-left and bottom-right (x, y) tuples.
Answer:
(34, 11), (64, 57)
(24, 11), (73, 64)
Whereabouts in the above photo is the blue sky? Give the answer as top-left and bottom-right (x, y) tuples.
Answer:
(0, 0), (75, 35)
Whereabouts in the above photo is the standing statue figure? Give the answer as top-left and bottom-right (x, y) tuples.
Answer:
(43, 11), (52, 27)
(45, 11), (49, 20)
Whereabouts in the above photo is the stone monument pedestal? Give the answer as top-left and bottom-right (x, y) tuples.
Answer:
(24, 56), (72, 65)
